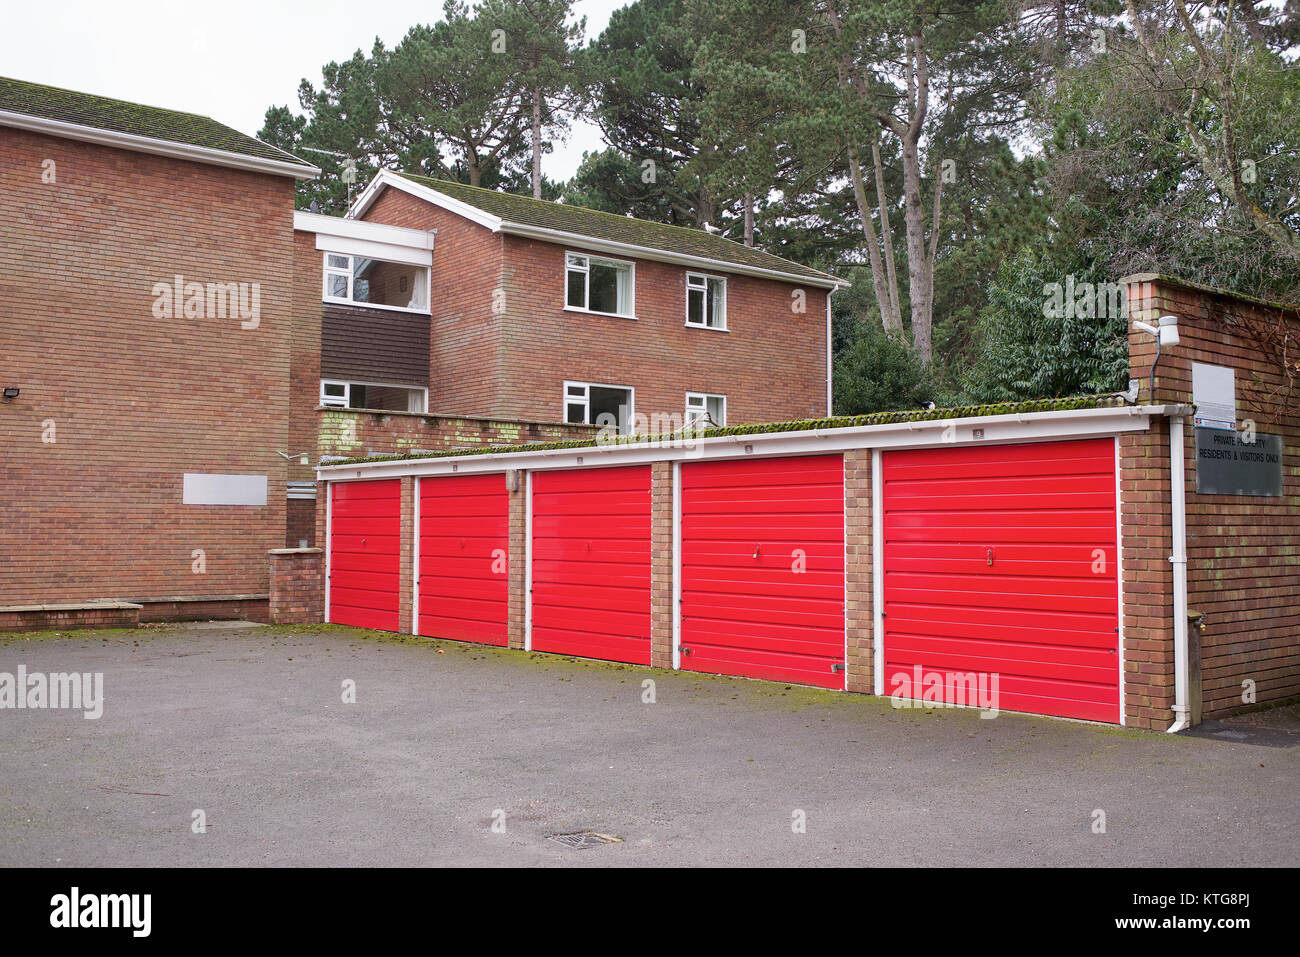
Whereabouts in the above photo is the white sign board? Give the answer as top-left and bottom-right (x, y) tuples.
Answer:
(183, 473), (268, 506)
(1191, 362), (1236, 431)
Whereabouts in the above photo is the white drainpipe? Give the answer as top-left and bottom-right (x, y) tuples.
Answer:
(1167, 413), (1191, 732)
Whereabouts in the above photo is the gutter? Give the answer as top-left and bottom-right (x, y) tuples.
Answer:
(503, 221), (847, 290)
(0, 109), (320, 180)
(1167, 412), (1192, 732)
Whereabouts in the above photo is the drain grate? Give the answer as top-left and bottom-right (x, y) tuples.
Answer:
(547, 831), (622, 850)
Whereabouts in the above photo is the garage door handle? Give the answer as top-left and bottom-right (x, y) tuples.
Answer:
(986, 547), (993, 566)
(752, 545), (761, 559)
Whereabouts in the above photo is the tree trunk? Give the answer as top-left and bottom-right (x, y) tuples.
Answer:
(532, 87), (543, 199)
(846, 144), (901, 335)
(743, 192), (755, 247)
(898, 35), (934, 365)
(900, 133), (932, 364)
(872, 133), (902, 331)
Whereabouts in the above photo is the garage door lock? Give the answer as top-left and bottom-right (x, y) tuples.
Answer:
(680, 646), (691, 656)
(831, 663), (846, 673)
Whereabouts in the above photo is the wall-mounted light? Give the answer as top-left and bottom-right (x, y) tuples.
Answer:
(2, 387), (18, 401)
(1133, 314), (1180, 401)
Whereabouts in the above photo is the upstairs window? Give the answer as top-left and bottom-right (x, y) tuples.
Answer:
(323, 253), (428, 312)
(566, 253), (634, 317)
(686, 391), (726, 428)
(686, 273), (726, 330)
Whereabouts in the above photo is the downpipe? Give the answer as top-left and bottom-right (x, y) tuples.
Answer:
(1167, 414), (1191, 733)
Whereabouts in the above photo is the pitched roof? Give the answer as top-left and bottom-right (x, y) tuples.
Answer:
(0, 75), (316, 177)
(385, 172), (843, 287)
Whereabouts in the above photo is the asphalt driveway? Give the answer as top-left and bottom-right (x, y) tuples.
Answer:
(0, 622), (1295, 867)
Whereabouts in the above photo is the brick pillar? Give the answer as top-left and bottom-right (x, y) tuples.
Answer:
(650, 461), (674, 669)
(316, 481), (330, 621)
(268, 548), (324, 624)
(1119, 422), (1176, 729)
(398, 476), (415, 635)
(506, 469), (527, 650)
(844, 449), (874, 693)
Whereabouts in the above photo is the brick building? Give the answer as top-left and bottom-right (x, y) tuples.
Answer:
(1, 76), (842, 617)
(0, 76), (316, 621)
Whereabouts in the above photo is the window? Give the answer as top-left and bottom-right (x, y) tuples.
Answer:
(319, 380), (427, 413)
(686, 273), (726, 330)
(563, 381), (634, 435)
(686, 392), (726, 428)
(322, 253), (429, 311)
(565, 253), (634, 317)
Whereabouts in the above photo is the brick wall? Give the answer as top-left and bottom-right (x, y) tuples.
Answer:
(0, 601), (142, 633)
(498, 234), (829, 427)
(650, 462), (674, 669)
(316, 408), (597, 460)
(844, 449), (873, 694)
(0, 129), (295, 606)
(360, 188), (505, 415)
(359, 184), (831, 427)
(268, 549), (323, 624)
(506, 470), (527, 649)
(1125, 275), (1299, 721)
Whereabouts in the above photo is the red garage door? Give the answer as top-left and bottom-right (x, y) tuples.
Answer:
(417, 474), (509, 646)
(328, 479), (402, 631)
(881, 438), (1120, 722)
(530, 465), (651, 665)
(681, 454), (845, 689)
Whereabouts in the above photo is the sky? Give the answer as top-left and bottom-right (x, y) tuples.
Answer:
(1, 0), (626, 180)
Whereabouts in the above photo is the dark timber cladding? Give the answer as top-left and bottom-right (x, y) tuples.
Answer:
(321, 303), (431, 387)
(880, 439), (1120, 722)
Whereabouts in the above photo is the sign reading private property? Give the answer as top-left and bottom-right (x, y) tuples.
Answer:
(1195, 428), (1284, 496)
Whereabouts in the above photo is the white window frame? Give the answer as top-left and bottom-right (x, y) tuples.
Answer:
(321, 252), (430, 314)
(319, 379), (428, 413)
(564, 251), (636, 319)
(685, 271), (727, 331)
(562, 379), (636, 435)
(685, 391), (726, 428)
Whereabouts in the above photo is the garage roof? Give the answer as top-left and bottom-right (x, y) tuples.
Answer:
(324, 395), (1138, 468)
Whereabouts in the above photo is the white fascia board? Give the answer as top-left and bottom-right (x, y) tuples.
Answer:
(346, 170), (503, 231)
(294, 210), (436, 249)
(0, 110), (320, 180)
(314, 233), (433, 267)
(317, 405), (1179, 482)
(503, 221), (846, 290)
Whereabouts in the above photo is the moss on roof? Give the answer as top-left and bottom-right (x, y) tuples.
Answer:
(0, 75), (314, 169)
(394, 173), (840, 285)
(326, 395), (1127, 467)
